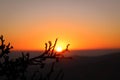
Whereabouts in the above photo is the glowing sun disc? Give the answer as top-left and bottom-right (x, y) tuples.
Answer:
(56, 47), (62, 52)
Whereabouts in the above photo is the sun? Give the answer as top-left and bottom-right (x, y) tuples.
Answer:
(56, 46), (63, 52)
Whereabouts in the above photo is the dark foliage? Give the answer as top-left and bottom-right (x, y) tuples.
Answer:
(0, 35), (72, 80)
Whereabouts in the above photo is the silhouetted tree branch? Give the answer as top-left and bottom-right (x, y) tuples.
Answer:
(0, 35), (72, 80)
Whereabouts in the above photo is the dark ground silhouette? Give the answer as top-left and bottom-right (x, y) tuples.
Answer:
(59, 52), (120, 80)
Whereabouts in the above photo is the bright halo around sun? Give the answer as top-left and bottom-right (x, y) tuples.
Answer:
(56, 46), (63, 52)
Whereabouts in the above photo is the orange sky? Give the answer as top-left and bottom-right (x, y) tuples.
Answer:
(0, 0), (120, 50)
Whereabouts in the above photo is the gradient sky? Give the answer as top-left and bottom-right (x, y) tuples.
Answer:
(0, 0), (120, 50)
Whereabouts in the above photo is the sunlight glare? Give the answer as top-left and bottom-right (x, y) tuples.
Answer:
(56, 46), (62, 52)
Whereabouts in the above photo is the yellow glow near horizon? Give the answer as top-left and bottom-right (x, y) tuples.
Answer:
(56, 46), (62, 52)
